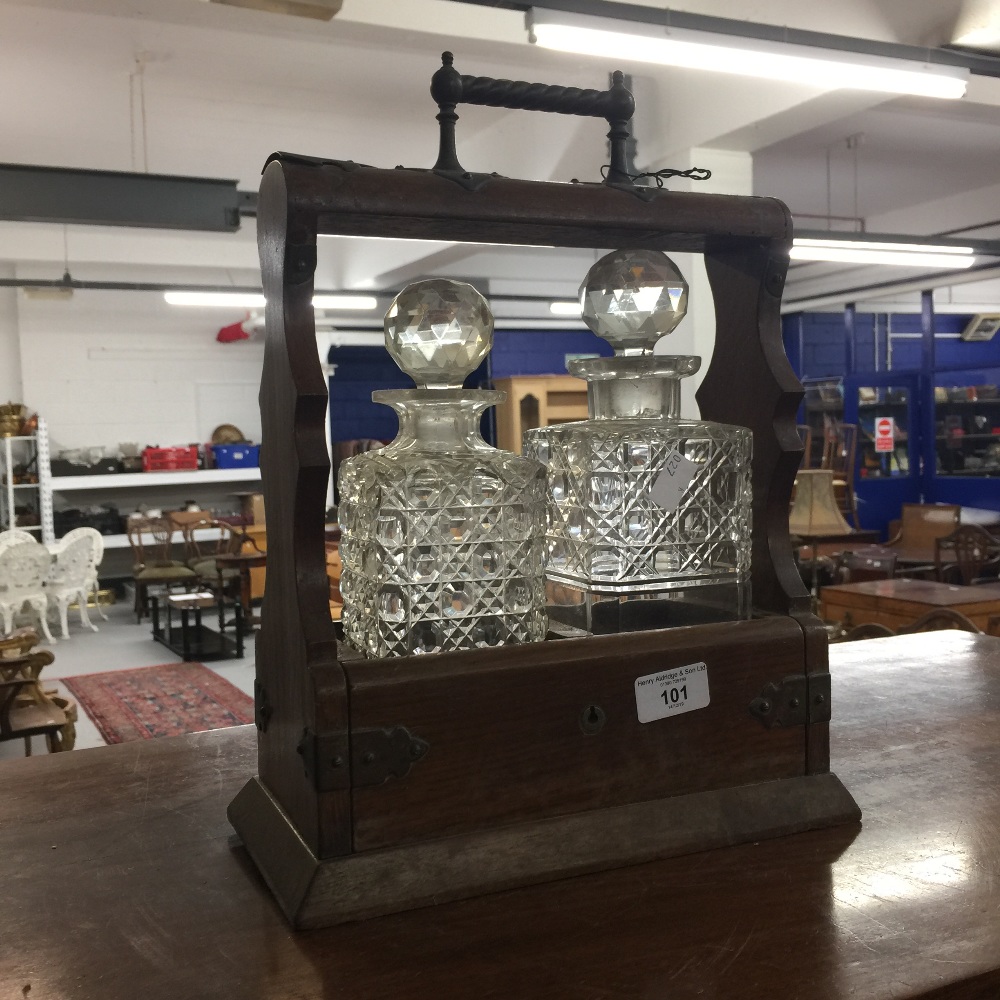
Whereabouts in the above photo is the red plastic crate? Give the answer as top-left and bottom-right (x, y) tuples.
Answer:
(142, 446), (199, 472)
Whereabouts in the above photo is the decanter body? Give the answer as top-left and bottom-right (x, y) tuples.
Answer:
(338, 279), (547, 658)
(523, 250), (752, 633)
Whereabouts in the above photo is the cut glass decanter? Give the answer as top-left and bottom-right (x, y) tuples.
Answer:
(523, 249), (752, 634)
(338, 278), (548, 657)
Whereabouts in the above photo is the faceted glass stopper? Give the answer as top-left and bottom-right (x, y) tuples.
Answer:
(384, 278), (493, 389)
(580, 249), (689, 355)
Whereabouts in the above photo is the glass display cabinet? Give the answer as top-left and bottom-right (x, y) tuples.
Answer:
(933, 368), (1000, 478)
(843, 372), (922, 529)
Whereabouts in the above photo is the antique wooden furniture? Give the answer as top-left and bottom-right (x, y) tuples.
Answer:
(0, 627), (73, 754)
(820, 577), (1000, 632)
(229, 57), (858, 928)
(796, 423), (812, 467)
(493, 374), (588, 453)
(125, 516), (197, 622)
(215, 540), (266, 631)
(820, 420), (859, 527)
(151, 590), (244, 661)
(837, 547), (897, 583)
(884, 502), (961, 564)
(841, 621), (895, 641)
(839, 608), (982, 641)
(243, 523), (267, 600)
(4, 633), (1000, 996)
(325, 536), (341, 620)
(899, 608), (982, 633)
(935, 523), (1000, 585)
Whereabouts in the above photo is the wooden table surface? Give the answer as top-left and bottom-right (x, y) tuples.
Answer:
(821, 577), (1000, 608)
(4, 632), (1000, 999)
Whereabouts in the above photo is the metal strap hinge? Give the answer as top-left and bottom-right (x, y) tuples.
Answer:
(296, 726), (429, 793)
(749, 673), (831, 729)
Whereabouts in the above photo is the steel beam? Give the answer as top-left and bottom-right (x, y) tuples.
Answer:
(0, 163), (242, 232)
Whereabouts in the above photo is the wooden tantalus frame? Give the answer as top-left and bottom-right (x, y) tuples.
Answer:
(229, 57), (860, 929)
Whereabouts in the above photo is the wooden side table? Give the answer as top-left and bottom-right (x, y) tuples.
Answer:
(820, 577), (1000, 631)
(215, 550), (267, 632)
(151, 591), (244, 661)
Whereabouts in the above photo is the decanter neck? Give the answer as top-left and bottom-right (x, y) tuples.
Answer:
(372, 388), (502, 452)
(569, 355), (700, 421)
(589, 375), (680, 419)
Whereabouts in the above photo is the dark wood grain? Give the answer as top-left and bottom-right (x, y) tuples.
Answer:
(255, 159), (350, 857)
(820, 578), (1000, 631)
(3, 633), (1000, 998)
(276, 157), (791, 249)
(346, 617), (806, 850)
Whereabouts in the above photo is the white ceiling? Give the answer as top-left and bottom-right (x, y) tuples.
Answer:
(4, 0), (1000, 315)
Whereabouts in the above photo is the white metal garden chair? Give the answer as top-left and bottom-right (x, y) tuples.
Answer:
(45, 534), (99, 638)
(53, 527), (107, 622)
(0, 542), (55, 643)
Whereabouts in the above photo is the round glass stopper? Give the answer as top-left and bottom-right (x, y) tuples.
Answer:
(580, 249), (689, 355)
(384, 278), (493, 389)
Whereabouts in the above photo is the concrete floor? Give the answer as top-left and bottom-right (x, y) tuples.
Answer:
(1, 598), (255, 761)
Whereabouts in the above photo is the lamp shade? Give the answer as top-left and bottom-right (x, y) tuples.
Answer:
(789, 469), (852, 537)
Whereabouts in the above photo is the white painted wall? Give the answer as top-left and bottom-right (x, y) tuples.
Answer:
(17, 288), (264, 455)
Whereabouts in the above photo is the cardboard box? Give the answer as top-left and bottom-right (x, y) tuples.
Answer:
(243, 493), (265, 525)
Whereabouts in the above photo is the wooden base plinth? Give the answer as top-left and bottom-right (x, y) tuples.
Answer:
(228, 774), (861, 929)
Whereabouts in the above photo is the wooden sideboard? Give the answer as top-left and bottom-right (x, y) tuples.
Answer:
(4, 632), (1000, 998)
(820, 577), (1000, 631)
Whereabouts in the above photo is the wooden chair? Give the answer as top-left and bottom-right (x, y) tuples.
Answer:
(885, 503), (961, 568)
(820, 421), (859, 528)
(125, 516), (198, 623)
(838, 548), (897, 584)
(897, 609), (982, 634)
(796, 424), (812, 470)
(841, 622), (896, 641)
(180, 516), (243, 598)
(0, 628), (74, 755)
(934, 525), (1000, 586)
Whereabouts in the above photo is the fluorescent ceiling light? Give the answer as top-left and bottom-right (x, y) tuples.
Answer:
(164, 292), (379, 309)
(796, 238), (975, 255)
(549, 301), (583, 316)
(312, 294), (378, 310)
(527, 8), (969, 99)
(791, 238), (976, 268)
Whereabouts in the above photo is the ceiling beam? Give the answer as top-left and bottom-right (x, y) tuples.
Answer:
(0, 163), (242, 233)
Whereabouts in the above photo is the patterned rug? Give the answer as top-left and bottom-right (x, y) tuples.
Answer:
(62, 662), (254, 745)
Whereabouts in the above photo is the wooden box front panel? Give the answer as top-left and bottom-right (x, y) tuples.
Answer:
(343, 616), (807, 852)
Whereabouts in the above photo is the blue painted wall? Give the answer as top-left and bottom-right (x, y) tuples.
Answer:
(783, 311), (1000, 532)
(489, 328), (612, 378)
(327, 328), (610, 444)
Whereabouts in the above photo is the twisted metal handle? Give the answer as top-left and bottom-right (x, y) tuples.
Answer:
(431, 52), (634, 184)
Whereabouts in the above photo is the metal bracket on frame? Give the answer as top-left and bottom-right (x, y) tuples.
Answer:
(749, 673), (832, 729)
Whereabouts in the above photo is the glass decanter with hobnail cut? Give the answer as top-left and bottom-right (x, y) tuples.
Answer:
(338, 278), (548, 658)
(523, 249), (752, 634)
